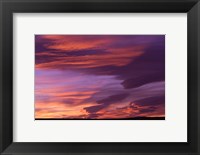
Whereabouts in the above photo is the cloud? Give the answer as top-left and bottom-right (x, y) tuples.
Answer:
(35, 35), (165, 119)
(35, 35), (153, 70)
(84, 93), (129, 113)
(84, 105), (104, 114)
(97, 93), (129, 104)
(133, 95), (165, 106)
(139, 107), (156, 113)
(121, 74), (164, 89)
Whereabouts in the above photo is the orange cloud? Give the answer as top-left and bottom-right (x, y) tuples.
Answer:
(36, 47), (144, 69)
(36, 35), (146, 70)
(35, 35), (165, 119)
(40, 35), (115, 52)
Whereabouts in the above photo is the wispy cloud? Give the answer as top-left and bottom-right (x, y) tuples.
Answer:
(35, 35), (165, 119)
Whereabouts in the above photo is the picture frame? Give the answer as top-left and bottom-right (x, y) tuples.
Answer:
(0, 0), (199, 154)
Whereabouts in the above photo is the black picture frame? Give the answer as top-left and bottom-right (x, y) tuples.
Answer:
(0, 0), (200, 154)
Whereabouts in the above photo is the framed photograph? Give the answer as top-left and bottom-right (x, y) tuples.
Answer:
(0, 0), (199, 154)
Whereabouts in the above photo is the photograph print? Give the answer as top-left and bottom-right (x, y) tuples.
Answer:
(35, 35), (165, 120)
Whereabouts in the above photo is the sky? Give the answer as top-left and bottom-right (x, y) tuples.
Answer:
(35, 35), (165, 119)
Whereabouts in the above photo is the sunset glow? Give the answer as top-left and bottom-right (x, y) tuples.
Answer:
(35, 35), (165, 120)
